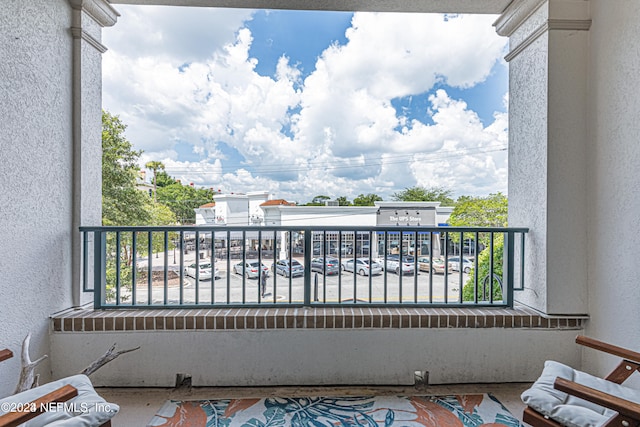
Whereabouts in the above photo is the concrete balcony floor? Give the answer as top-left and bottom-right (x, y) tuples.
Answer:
(98, 382), (530, 425)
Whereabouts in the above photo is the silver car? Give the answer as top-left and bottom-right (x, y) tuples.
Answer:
(233, 261), (270, 279)
(384, 255), (416, 275)
(342, 258), (382, 276)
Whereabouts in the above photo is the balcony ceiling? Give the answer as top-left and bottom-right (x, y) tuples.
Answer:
(109, 0), (513, 14)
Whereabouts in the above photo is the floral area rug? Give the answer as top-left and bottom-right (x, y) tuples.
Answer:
(147, 394), (524, 426)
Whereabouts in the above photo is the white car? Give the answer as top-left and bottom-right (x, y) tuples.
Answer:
(184, 262), (219, 280)
(342, 258), (382, 276)
(447, 256), (473, 273)
(383, 255), (416, 275)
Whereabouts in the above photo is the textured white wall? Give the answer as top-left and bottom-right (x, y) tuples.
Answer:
(0, 0), (75, 397)
(545, 26), (589, 315)
(75, 1), (108, 307)
(507, 5), (550, 313)
(0, 0), (110, 397)
(584, 0), (640, 377)
(50, 328), (581, 386)
(506, 1), (590, 315)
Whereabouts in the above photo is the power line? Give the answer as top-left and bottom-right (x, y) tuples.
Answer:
(161, 145), (507, 177)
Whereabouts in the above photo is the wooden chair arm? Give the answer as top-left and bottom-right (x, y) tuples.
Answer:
(0, 384), (78, 427)
(576, 335), (640, 364)
(0, 350), (12, 363)
(554, 377), (640, 421)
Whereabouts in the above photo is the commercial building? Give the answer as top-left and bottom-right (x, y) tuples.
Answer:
(194, 194), (453, 259)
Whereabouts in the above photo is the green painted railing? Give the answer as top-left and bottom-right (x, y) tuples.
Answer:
(80, 225), (527, 309)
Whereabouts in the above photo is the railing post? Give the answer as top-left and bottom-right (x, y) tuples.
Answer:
(503, 231), (515, 308)
(303, 230), (312, 305)
(82, 231), (90, 292)
(93, 231), (106, 309)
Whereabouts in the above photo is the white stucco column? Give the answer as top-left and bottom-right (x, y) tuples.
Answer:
(279, 231), (289, 261)
(495, 0), (591, 314)
(68, 0), (119, 306)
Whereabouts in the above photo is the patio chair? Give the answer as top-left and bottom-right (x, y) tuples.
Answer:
(0, 348), (118, 427)
(522, 335), (640, 427)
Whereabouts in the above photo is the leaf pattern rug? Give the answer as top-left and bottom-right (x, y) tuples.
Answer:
(147, 394), (524, 426)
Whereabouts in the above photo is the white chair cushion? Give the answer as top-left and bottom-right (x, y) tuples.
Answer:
(0, 374), (118, 426)
(522, 360), (640, 427)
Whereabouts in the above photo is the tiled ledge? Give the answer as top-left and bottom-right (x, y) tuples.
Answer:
(51, 305), (587, 332)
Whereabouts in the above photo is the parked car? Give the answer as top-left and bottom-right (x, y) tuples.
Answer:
(272, 259), (305, 277)
(383, 254), (415, 275)
(310, 257), (340, 275)
(447, 256), (473, 273)
(417, 257), (452, 274)
(184, 262), (219, 280)
(233, 261), (270, 279)
(342, 258), (382, 276)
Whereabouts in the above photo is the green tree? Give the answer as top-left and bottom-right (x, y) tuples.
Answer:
(145, 160), (165, 202)
(102, 110), (150, 226)
(448, 192), (509, 302)
(154, 170), (176, 188)
(102, 112), (185, 301)
(102, 110), (153, 300)
(353, 193), (383, 206)
(336, 196), (352, 206)
(306, 195), (331, 206)
(449, 192), (508, 228)
(391, 186), (454, 205)
(156, 183), (214, 224)
(136, 203), (179, 260)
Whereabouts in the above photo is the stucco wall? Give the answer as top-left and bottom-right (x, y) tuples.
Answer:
(281, 207), (378, 227)
(545, 26), (589, 315)
(506, 1), (590, 315)
(51, 328), (581, 387)
(584, 0), (640, 377)
(0, 0), (75, 397)
(507, 5), (550, 313)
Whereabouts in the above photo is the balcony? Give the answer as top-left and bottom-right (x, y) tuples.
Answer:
(3, 1), (638, 425)
(46, 225), (587, 392)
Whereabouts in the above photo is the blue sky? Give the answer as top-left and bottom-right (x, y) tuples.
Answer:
(102, 6), (508, 203)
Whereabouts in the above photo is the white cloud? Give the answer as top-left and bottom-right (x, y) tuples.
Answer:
(292, 13), (507, 161)
(103, 5), (253, 62)
(104, 8), (508, 202)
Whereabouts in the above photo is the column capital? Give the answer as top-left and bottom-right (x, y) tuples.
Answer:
(68, 0), (120, 27)
(496, 0), (591, 62)
(494, 0), (546, 37)
(495, 0), (590, 37)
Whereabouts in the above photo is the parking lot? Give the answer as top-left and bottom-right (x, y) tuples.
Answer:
(128, 255), (470, 306)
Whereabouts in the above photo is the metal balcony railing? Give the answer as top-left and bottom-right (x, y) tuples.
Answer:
(80, 226), (528, 309)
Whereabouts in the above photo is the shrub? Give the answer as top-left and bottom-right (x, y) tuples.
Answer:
(462, 235), (504, 302)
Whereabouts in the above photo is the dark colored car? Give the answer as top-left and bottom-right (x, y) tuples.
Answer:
(310, 257), (340, 275)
